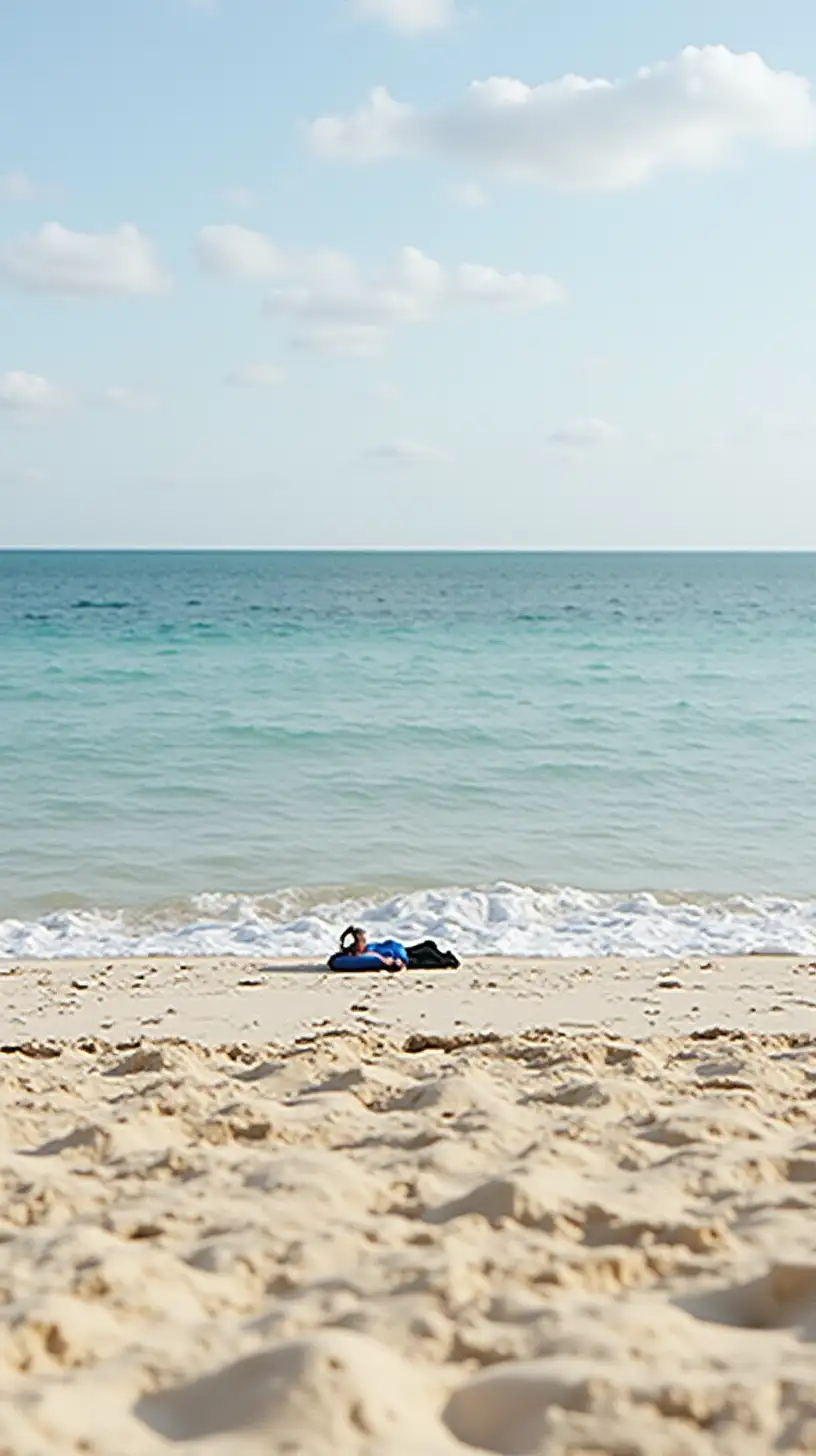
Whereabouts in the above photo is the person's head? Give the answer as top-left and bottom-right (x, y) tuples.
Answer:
(341, 925), (367, 954)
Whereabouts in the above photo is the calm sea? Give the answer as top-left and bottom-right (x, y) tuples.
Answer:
(2, 551), (816, 958)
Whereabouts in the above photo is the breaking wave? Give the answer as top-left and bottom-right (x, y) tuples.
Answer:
(2, 882), (816, 961)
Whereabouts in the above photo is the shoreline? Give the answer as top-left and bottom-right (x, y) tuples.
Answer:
(5, 881), (816, 967)
(3, 953), (816, 1045)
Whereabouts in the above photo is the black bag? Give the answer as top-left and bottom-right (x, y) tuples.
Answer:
(405, 939), (460, 970)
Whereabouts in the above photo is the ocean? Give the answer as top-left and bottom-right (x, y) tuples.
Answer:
(2, 550), (816, 959)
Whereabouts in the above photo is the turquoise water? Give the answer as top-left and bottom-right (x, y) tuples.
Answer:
(2, 551), (816, 957)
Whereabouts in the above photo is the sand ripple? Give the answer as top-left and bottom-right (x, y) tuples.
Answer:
(2, 1028), (816, 1453)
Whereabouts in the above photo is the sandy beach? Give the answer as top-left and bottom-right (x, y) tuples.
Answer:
(4, 952), (816, 1044)
(1, 957), (816, 1453)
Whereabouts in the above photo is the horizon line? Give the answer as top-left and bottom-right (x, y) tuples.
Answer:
(3, 546), (816, 556)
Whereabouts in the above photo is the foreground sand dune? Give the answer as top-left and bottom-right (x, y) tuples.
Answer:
(3, 1023), (816, 1453)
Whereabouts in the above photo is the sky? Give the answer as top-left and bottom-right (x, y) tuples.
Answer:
(2, 0), (816, 548)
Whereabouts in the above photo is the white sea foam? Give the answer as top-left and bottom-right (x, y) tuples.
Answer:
(2, 883), (816, 961)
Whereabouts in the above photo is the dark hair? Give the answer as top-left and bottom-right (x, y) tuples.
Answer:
(340, 925), (365, 952)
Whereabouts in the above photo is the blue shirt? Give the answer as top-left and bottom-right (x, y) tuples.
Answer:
(367, 939), (408, 966)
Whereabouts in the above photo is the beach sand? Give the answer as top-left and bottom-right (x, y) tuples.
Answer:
(3, 956), (816, 1453)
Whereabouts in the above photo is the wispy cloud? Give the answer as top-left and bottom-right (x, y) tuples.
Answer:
(447, 181), (489, 208)
(224, 363), (286, 388)
(221, 186), (258, 211)
(548, 418), (622, 451)
(350, 0), (456, 34)
(100, 385), (158, 411)
(0, 371), (73, 416)
(196, 225), (286, 282)
(364, 439), (450, 466)
(0, 170), (40, 203)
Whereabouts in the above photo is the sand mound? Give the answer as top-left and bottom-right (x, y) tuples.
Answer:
(135, 1329), (449, 1449)
(2, 1027), (816, 1454)
(679, 1261), (816, 1335)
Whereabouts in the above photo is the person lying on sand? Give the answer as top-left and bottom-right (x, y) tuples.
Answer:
(331, 926), (409, 971)
(328, 926), (460, 972)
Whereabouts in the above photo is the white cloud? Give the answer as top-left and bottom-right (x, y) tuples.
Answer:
(224, 362), (286, 388)
(221, 186), (258, 210)
(448, 181), (489, 208)
(101, 385), (158, 411)
(311, 87), (415, 164)
(268, 244), (562, 351)
(548, 418), (621, 450)
(0, 376), (160, 417)
(197, 228), (563, 354)
(452, 263), (562, 308)
(266, 246), (445, 343)
(365, 439), (449, 466)
(0, 223), (169, 296)
(0, 371), (72, 415)
(294, 323), (387, 357)
(272, 248), (563, 351)
(351, 0), (455, 34)
(310, 46), (816, 189)
(196, 224), (286, 281)
(0, 170), (39, 203)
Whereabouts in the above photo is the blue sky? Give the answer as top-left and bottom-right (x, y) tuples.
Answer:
(2, 0), (816, 548)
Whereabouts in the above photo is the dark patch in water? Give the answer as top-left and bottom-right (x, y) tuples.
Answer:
(72, 600), (131, 610)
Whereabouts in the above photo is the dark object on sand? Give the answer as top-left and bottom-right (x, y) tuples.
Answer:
(405, 940), (460, 970)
